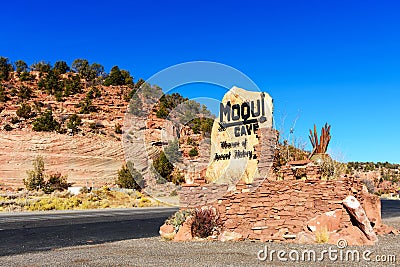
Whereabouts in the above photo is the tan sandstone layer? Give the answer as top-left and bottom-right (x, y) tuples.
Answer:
(0, 130), (124, 189)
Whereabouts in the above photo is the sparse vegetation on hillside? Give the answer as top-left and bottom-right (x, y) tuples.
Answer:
(104, 66), (133, 86)
(0, 84), (8, 102)
(16, 103), (32, 119)
(0, 57), (14, 81)
(32, 110), (60, 132)
(14, 60), (28, 73)
(164, 139), (182, 164)
(53, 60), (70, 74)
(153, 151), (174, 183)
(116, 162), (144, 190)
(24, 155), (70, 193)
(66, 114), (82, 134)
(71, 59), (105, 83)
(189, 147), (199, 157)
(24, 156), (46, 191)
(42, 172), (70, 194)
(0, 56), (216, 143)
(188, 117), (214, 136)
(30, 61), (51, 74)
(156, 93), (188, 119)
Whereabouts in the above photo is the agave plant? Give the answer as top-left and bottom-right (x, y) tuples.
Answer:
(309, 123), (331, 157)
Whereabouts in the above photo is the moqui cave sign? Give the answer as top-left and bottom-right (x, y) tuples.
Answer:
(160, 86), (399, 246)
(206, 86), (273, 184)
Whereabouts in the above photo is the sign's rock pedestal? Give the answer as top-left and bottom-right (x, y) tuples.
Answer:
(206, 86), (273, 184)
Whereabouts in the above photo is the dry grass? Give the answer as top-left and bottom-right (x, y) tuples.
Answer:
(315, 226), (329, 244)
(0, 187), (161, 212)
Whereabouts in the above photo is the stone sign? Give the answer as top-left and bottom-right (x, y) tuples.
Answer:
(206, 86), (273, 184)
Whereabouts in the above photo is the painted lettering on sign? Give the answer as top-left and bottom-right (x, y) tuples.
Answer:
(219, 93), (267, 126)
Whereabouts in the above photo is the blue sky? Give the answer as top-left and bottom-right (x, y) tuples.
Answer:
(1, 0), (399, 163)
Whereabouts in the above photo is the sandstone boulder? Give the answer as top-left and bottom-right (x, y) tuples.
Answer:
(173, 217), (193, 242)
(307, 209), (342, 232)
(159, 223), (175, 240)
(296, 231), (316, 244)
(361, 186), (382, 228)
(218, 230), (243, 242)
(343, 195), (378, 242)
(329, 226), (375, 246)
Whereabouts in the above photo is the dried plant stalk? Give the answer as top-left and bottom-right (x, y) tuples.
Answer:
(309, 123), (331, 156)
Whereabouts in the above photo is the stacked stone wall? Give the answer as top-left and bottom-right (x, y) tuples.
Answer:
(179, 177), (367, 242)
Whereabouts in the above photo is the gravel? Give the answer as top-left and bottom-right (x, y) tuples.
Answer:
(1, 219), (399, 267)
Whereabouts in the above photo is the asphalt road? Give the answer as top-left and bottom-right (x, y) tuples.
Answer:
(381, 199), (400, 218)
(0, 207), (177, 256)
(0, 200), (398, 257)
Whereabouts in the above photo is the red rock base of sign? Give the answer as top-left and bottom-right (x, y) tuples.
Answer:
(173, 177), (399, 246)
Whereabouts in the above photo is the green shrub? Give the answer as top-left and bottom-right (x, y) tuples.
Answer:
(156, 106), (169, 118)
(53, 60), (70, 74)
(66, 114), (82, 134)
(116, 162), (144, 190)
(317, 156), (347, 180)
(0, 84), (9, 102)
(42, 172), (70, 194)
(78, 97), (96, 114)
(38, 70), (62, 95)
(188, 117), (214, 136)
(104, 66), (133, 86)
(32, 110), (60, 132)
(16, 103), (31, 119)
(24, 156), (45, 191)
(114, 123), (122, 134)
(188, 147), (199, 157)
(63, 75), (83, 96)
(3, 124), (13, 131)
(164, 139), (182, 163)
(153, 151), (174, 182)
(0, 57), (14, 81)
(18, 71), (35, 82)
(18, 85), (33, 100)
